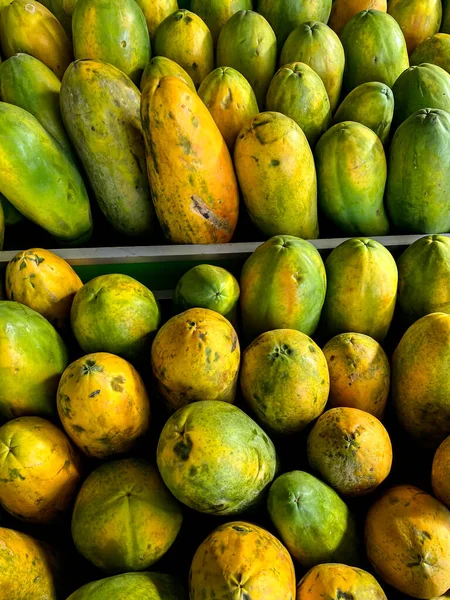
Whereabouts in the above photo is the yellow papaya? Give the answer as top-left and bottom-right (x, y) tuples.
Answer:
(140, 55), (196, 92)
(297, 564), (387, 600)
(134, 0), (178, 40)
(388, 0), (442, 54)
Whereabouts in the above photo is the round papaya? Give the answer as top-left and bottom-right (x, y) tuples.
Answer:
(241, 329), (329, 435)
(328, 0), (387, 36)
(307, 407), (393, 496)
(0, 416), (81, 523)
(216, 10), (277, 107)
(268, 471), (360, 568)
(57, 352), (150, 459)
(340, 9), (409, 91)
(190, 0), (252, 45)
(151, 307), (240, 410)
(134, 0), (178, 40)
(411, 33), (450, 73)
(322, 238), (398, 342)
(153, 9), (213, 88)
(189, 522), (296, 600)
(323, 332), (390, 419)
(432, 436), (450, 509)
(6, 248), (82, 329)
(71, 274), (161, 363)
(297, 564), (387, 600)
(140, 56), (196, 92)
(365, 485), (450, 598)
(71, 458), (183, 573)
(240, 236), (327, 341)
(388, 0), (442, 55)
(280, 22), (345, 112)
(156, 400), (278, 514)
(266, 62), (331, 147)
(198, 66), (259, 150)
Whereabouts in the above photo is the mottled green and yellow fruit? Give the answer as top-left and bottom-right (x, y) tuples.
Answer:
(140, 55), (196, 92)
(38, 0), (77, 38)
(190, 0), (252, 44)
(134, 0), (178, 40)
(433, 436), (450, 509)
(411, 33), (450, 73)
(329, 0), (387, 36)
(388, 0), (442, 55)
(297, 564), (387, 600)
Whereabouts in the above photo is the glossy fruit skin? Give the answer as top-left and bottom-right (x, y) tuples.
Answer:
(134, 0), (178, 40)
(388, 0), (442, 55)
(0, 0), (72, 79)
(333, 81), (394, 145)
(72, 0), (150, 85)
(411, 33), (450, 73)
(329, 0), (387, 36)
(315, 122), (389, 236)
(151, 307), (240, 411)
(190, 0), (252, 45)
(392, 312), (450, 447)
(268, 471), (360, 568)
(296, 563), (387, 600)
(386, 108), (450, 234)
(72, 458), (183, 573)
(189, 521), (296, 600)
(0, 103), (92, 244)
(141, 76), (239, 244)
(6, 248), (82, 328)
(153, 9), (213, 88)
(341, 9), (409, 91)
(307, 407), (393, 497)
(266, 62), (331, 147)
(140, 55), (196, 92)
(433, 436), (450, 509)
(322, 238), (398, 342)
(365, 485), (450, 598)
(216, 10), (277, 107)
(280, 21), (345, 112)
(0, 416), (81, 523)
(241, 329), (329, 435)
(71, 274), (161, 363)
(60, 60), (156, 238)
(0, 301), (68, 421)
(157, 400), (277, 514)
(198, 66), (259, 150)
(323, 332), (390, 419)
(240, 236), (327, 341)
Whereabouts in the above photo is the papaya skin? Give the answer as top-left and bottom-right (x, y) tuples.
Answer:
(38, 0), (76, 39)
(190, 0), (252, 45)
(140, 55), (196, 93)
(388, 0), (442, 55)
(411, 33), (450, 73)
(134, 0), (178, 40)
(297, 564), (387, 600)
(0, 201), (3, 251)
(329, 0), (387, 36)
(432, 436), (450, 509)
(141, 76), (239, 244)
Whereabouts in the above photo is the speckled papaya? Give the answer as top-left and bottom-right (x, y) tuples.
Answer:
(432, 436), (450, 509)
(297, 564), (387, 600)
(388, 0), (442, 55)
(140, 56), (196, 92)
(141, 76), (239, 244)
(411, 33), (450, 73)
(134, 0), (178, 40)
(329, 0), (387, 36)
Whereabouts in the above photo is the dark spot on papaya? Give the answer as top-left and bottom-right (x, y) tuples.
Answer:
(253, 119), (270, 129)
(337, 592), (354, 600)
(33, 576), (40, 583)
(174, 434), (193, 460)
(125, 491), (131, 497)
(221, 88), (232, 110)
(232, 526), (247, 532)
(71, 424), (85, 433)
(205, 347), (212, 363)
(121, 40), (127, 47)
(329, 354), (335, 361)
(91, 126), (95, 131)
(192, 62), (198, 70)
(175, 11), (183, 20)
(168, 111), (175, 119)
(309, 345), (316, 353)
(189, 465), (198, 476)
(185, 14), (193, 23)
(59, 395), (73, 419)
(9, 468), (25, 481)
(214, 352), (220, 361)
(111, 376), (126, 392)
(89, 389), (101, 398)
(242, 594), (251, 600)
(198, 332), (206, 341)
(62, 460), (71, 471)
(191, 115), (199, 128)
(231, 333), (237, 352)
(270, 159), (280, 166)
(188, 321), (196, 329)
(19, 261), (26, 270)
(82, 360), (104, 374)
(179, 134), (193, 155)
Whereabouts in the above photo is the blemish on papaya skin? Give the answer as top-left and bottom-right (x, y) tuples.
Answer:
(174, 434), (193, 461)
(270, 159), (280, 166)
(221, 88), (232, 110)
(191, 195), (232, 233)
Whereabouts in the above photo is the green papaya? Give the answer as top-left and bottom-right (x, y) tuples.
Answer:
(0, 195), (24, 227)
(0, 102), (92, 244)
(60, 60), (156, 238)
(190, 0), (252, 45)
(411, 34), (450, 74)
(39, 0), (76, 39)
(134, 0), (178, 40)
(140, 56), (196, 92)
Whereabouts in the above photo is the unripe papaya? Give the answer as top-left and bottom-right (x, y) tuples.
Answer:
(190, 0), (252, 45)
(140, 55), (195, 92)
(39, 0), (77, 39)
(134, 0), (178, 40)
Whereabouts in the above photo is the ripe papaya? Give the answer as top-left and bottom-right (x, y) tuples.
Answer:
(60, 60), (156, 238)
(329, 0), (387, 36)
(297, 564), (387, 600)
(433, 435), (450, 509)
(388, 0), (442, 55)
(134, 0), (178, 40)
(190, 0), (252, 45)
(37, 0), (76, 39)
(140, 55), (195, 92)
(141, 76), (239, 244)
(411, 33), (450, 73)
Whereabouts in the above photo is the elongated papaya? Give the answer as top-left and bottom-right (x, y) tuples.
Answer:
(388, 0), (442, 55)
(190, 0), (252, 44)
(140, 56), (196, 92)
(141, 76), (239, 244)
(60, 60), (156, 238)
(134, 0), (178, 40)
(0, 102), (92, 243)
(39, 0), (77, 39)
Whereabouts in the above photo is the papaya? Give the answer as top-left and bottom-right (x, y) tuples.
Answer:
(0, 301), (68, 421)
(134, 0), (178, 40)
(307, 407), (393, 496)
(340, 10), (409, 91)
(0, 416), (81, 523)
(392, 312), (450, 447)
(365, 485), (450, 598)
(71, 458), (183, 573)
(411, 33), (450, 73)
(315, 122), (390, 236)
(443, 0), (450, 33)
(72, 0), (150, 85)
(0, 54), (75, 160)
(38, 0), (76, 38)
(386, 108), (450, 234)
(240, 236), (327, 340)
(151, 307), (240, 410)
(189, 522), (296, 600)
(0, 200), (3, 251)
(268, 471), (360, 568)
(141, 76), (239, 244)
(190, 0), (252, 45)
(0, 195), (24, 227)
(323, 332), (390, 419)
(280, 22), (345, 112)
(0, 103), (92, 244)
(67, 572), (187, 600)
(257, 0), (332, 47)
(241, 329), (329, 435)
(70, 274), (161, 363)
(297, 564), (387, 600)
(328, 0), (387, 36)
(216, 10), (277, 107)
(156, 400), (277, 514)
(433, 436), (450, 509)
(57, 352), (150, 458)
(198, 66), (259, 150)
(333, 81), (395, 144)
(140, 55), (196, 92)
(153, 9), (213, 88)
(266, 62), (332, 146)
(60, 60), (156, 238)
(388, 0), (442, 55)
(0, 0), (72, 79)
(6, 248), (82, 328)
(322, 238), (398, 342)
(234, 112), (319, 239)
